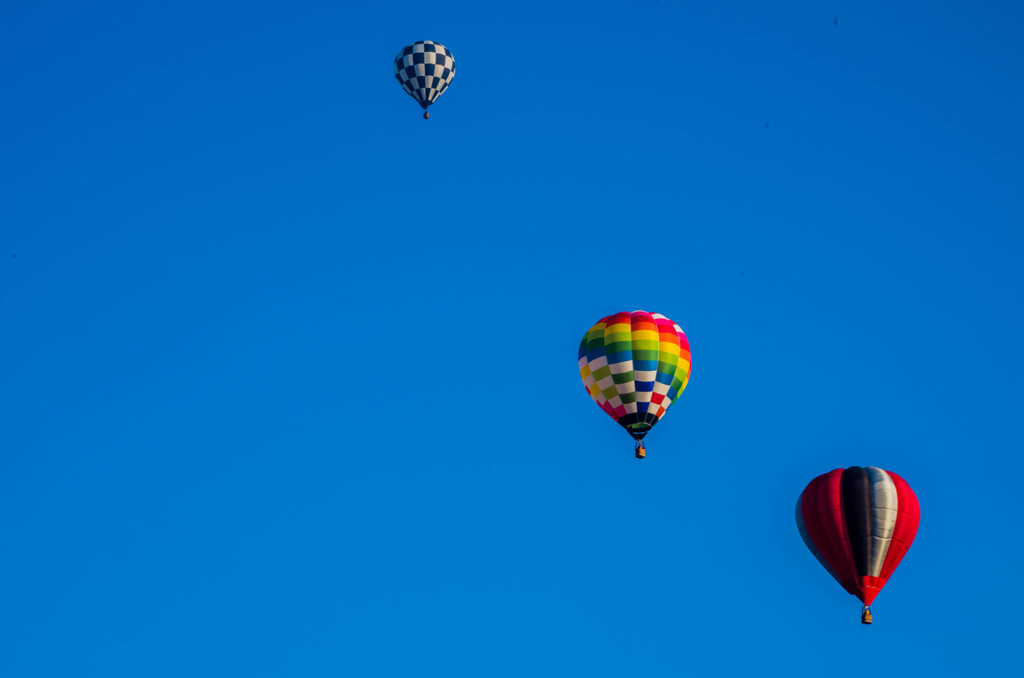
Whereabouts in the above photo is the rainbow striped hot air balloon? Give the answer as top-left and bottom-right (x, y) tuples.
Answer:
(578, 311), (691, 458)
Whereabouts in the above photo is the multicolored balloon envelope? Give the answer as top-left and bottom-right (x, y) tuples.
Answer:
(796, 466), (920, 623)
(578, 311), (691, 457)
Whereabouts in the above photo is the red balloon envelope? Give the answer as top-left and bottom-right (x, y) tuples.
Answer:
(796, 466), (920, 623)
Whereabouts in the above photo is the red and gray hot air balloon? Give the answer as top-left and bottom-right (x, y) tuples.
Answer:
(796, 466), (920, 624)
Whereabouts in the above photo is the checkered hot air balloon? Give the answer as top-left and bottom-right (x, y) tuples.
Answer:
(393, 41), (455, 119)
(578, 311), (692, 458)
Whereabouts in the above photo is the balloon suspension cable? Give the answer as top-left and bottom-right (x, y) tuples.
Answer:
(861, 606), (873, 625)
(635, 440), (646, 459)
(423, 111), (430, 119)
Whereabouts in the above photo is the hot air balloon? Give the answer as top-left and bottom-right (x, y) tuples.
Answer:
(393, 41), (456, 119)
(796, 466), (920, 624)
(578, 311), (691, 459)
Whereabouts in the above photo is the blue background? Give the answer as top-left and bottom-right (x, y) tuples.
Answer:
(2, 1), (1022, 675)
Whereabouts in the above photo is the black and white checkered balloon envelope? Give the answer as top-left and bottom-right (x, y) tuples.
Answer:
(393, 41), (455, 119)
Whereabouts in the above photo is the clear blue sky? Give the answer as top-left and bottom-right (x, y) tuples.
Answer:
(2, 1), (1023, 675)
